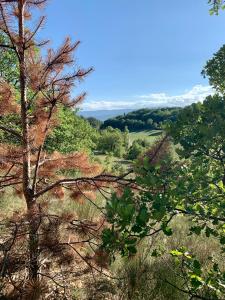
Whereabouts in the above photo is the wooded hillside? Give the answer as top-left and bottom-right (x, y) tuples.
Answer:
(101, 107), (181, 131)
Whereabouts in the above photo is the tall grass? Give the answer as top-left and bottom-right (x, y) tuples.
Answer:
(1, 191), (223, 299)
(42, 192), (105, 222)
(0, 190), (25, 218)
(111, 216), (223, 300)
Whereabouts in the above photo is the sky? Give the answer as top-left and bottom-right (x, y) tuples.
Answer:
(37, 0), (225, 111)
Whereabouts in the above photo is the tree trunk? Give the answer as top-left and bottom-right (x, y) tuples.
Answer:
(27, 199), (40, 280)
(18, 1), (31, 196)
(18, 1), (39, 280)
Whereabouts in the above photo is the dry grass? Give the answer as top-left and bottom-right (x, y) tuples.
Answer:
(0, 191), (223, 300)
(0, 190), (25, 218)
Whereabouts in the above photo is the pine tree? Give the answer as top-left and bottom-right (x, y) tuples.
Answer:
(0, 1), (130, 296)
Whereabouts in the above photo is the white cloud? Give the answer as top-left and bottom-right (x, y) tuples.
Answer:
(81, 85), (214, 111)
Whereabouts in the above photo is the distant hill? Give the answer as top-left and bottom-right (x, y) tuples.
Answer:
(78, 109), (134, 121)
(101, 107), (182, 131)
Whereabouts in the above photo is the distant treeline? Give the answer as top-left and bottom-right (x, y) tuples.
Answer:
(100, 107), (182, 131)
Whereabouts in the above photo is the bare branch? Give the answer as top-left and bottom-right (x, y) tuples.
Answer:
(27, 0), (48, 6)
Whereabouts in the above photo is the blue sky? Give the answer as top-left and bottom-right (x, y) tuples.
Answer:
(39, 0), (225, 110)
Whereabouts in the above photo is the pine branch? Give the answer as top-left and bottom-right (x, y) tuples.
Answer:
(0, 43), (16, 50)
(34, 173), (134, 199)
(67, 244), (121, 280)
(0, 3), (19, 59)
(0, 1), (17, 3)
(25, 16), (45, 46)
(32, 103), (56, 193)
(0, 125), (22, 139)
(0, 180), (22, 189)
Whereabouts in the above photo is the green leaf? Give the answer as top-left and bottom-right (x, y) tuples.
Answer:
(193, 259), (201, 270)
(127, 245), (137, 255)
(190, 275), (203, 289)
(220, 236), (225, 245)
(170, 249), (183, 257)
(136, 206), (150, 226)
(151, 249), (161, 257)
(190, 226), (202, 236)
(162, 225), (173, 236)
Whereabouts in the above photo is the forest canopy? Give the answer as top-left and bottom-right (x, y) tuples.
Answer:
(101, 107), (181, 131)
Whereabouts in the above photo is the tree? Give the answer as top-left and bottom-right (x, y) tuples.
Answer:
(101, 95), (225, 299)
(0, 1), (131, 296)
(86, 116), (102, 130)
(97, 127), (126, 157)
(45, 107), (99, 153)
(0, 0), (90, 281)
(147, 118), (153, 127)
(208, 0), (225, 14)
(126, 138), (151, 160)
(0, 32), (99, 154)
(124, 125), (130, 150)
(0, 32), (20, 144)
(0, 32), (19, 86)
(202, 44), (225, 93)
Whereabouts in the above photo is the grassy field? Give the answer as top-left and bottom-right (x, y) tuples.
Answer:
(128, 130), (162, 144)
(94, 153), (130, 173)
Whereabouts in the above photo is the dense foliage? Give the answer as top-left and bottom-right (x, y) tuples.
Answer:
(102, 94), (225, 298)
(45, 107), (99, 153)
(126, 138), (151, 160)
(0, 33), (19, 87)
(202, 44), (225, 93)
(101, 107), (181, 132)
(97, 126), (129, 157)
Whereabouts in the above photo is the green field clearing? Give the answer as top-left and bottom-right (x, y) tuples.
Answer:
(128, 130), (162, 144)
(94, 153), (130, 170)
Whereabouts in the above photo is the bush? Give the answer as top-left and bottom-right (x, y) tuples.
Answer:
(97, 127), (126, 158)
(126, 139), (151, 160)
